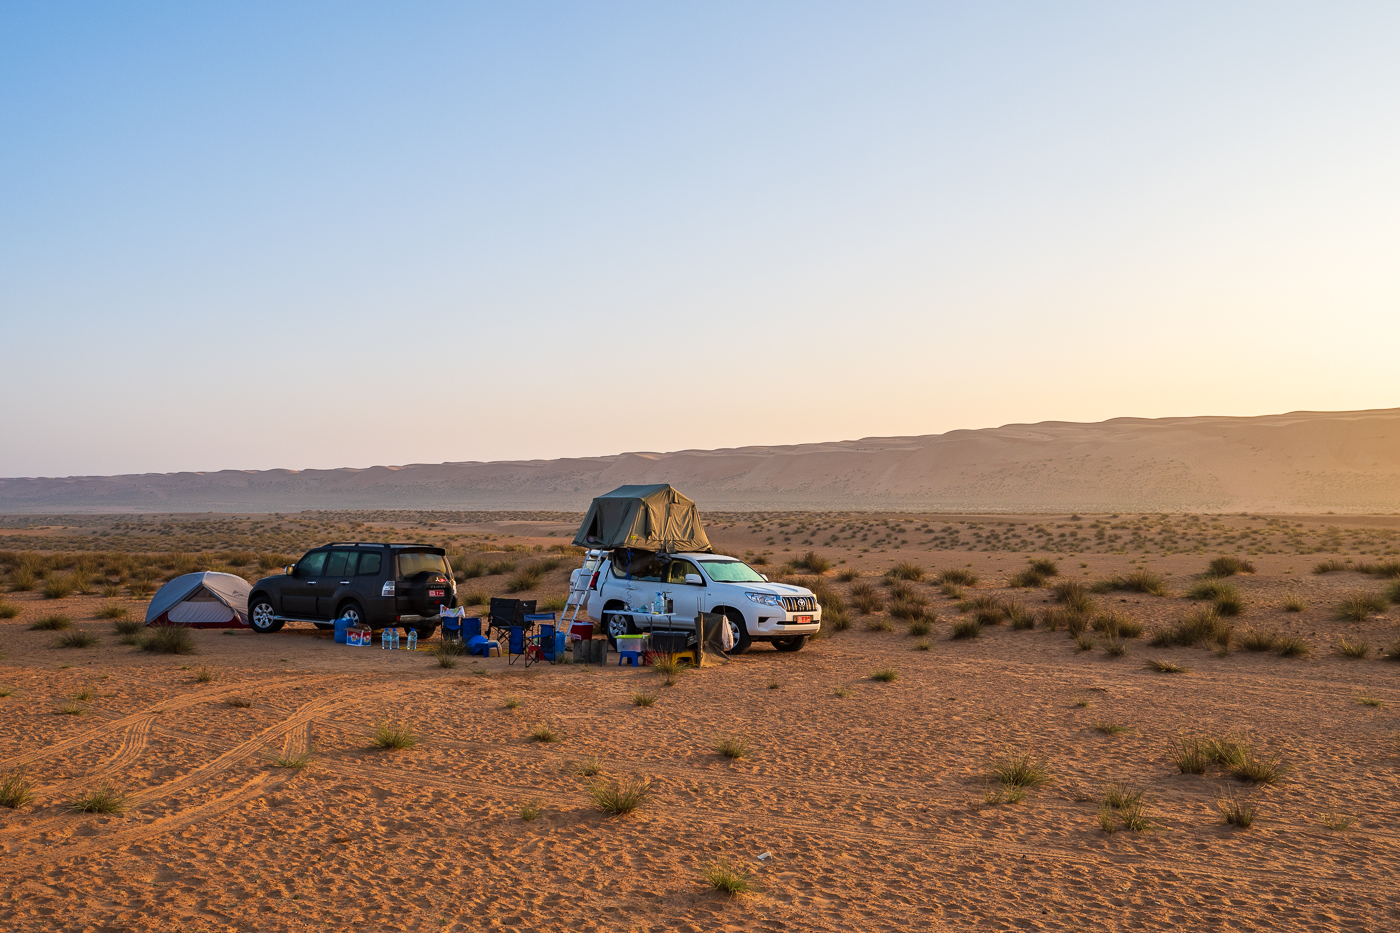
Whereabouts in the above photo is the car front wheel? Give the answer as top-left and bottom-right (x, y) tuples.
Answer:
(722, 609), (752, 655)
(249, 597), (283, 634)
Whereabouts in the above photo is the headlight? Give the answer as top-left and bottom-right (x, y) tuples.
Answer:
(745, 592), (784, 608)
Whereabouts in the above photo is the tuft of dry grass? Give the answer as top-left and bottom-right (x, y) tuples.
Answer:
(1207, 556), (1255, 577)
(0, 769), (35, 809)
(1218, 792), (1257, 828)
(266, 747), (314, 769)
(30, 614), (72, 631)
(68, 783), (129, 814)
(950, 618), (982, 640)
(370, 719), (420, 750)
(987, 750), (1052, 789)
(1336, 592), (1388, 622)
(1277, 635), (1311, 658)
(1144, 658), (1191, 674)
(1335, 637), (1370, 659)
(528, 722), (560, 743)
(885, 561), (924, 582)
(702, 859), (753, 895)
(939, 568), (979, 587)
(98, 603), (128, 620)
(632, 691), (656, 707)
(520, 799), (543, 821)
(55, 631), (99, 649)
(1283, 594), (1306, 612)
(589, 775), (651, 816)
(869, 667), (899, 682)
(713, 735), (750, 759)
(139, 624), (195, 655)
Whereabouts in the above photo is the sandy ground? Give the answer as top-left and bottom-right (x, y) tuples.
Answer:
(2, 533), (1400, 932)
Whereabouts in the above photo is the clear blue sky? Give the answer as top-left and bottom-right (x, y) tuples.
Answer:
(3, 2), (1397, 478)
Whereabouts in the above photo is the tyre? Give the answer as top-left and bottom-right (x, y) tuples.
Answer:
(249, 596), (284, 634)
(773, 635), (807, 653)
(336, 600), (365, 630)
(721, 608), (752, 655)
(604, 605), (637, 648)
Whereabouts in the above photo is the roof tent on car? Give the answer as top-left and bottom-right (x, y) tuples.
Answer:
(572, 484), (712, 554)
(145, 571), (251, 628)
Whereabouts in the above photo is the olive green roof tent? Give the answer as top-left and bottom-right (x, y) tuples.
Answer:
(572, 484), (712, 554)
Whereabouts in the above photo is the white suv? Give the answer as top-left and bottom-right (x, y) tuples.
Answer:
(576, 550), (821, 654)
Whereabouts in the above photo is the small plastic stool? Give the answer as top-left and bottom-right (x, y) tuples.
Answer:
(618, 650), (641, 667)
(671, 649), (698, 667)
(467, 635), (499, 657)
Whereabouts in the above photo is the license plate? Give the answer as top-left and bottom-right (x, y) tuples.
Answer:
(794, 615), (812, 624)
(429, 589), (445, 598)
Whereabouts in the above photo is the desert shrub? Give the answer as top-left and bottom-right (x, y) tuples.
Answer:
(863, 617), (894, 632)
(9, 568), (37, 591)
(794, 551), (832, 574)
(42, 574), (75, 600)
(713, 735), (750, 759)
(1313, 559), (1350, 574)
(836, 568), (861, 582)
(1005, 601), (1033, 630)
(885, 561), (924, 582)
(1212, 589), (1246, 617)
(810, 583), (845, 614)
(0, 601), (17, 619)
(507, 567), (545, 592)
(824, 607), (851, 631)
(1187, 579), (1235, 601)
(0, 769), (35, 809)
(30, 614), (72, 631)
(1092, 570), (1168, 597)
(1155, 608), (1232, 648)
(540, 595), (569, 612)
(1008, 568), (1046, 588)
(1040, 607), (1085, 633)
(987, 750), (1052, 789)
(1357, 560), (1400, 578)
(889, 598), (929, 622)
(939, 568), (979, 587)
(1092, 611), (1141, 639)
(1168, 736), (1208, 774)
(528, 723), (560, 743)
(885, 580), (916, 601)
(869, 667), (899, 682)
(1335, 637), (1370, 659)
(1218, 793), (1257, 827)
(589, 775), (650, 816)
(1283, 595), (1306, 612)
(1073, 632), (1095, 652)
(68, 783), (129, 814)
(112, 618), (144, 636)
(950, 618), (982, 640)
(460, 560), (489, 579)
(1207, 556), (1255, 577)
(1277, 635), (1311, 658)
(1228, 749), (1289, 785)
(1029, 558), (1059, 577)
(266, 748), (313, 769)
(56, 631), (99, 649)
(1051, 580), (1093, 613)
(98, 603), (128, 620)
(487, 560), (517, 576)
(1101, 635), (1128, 657)
(702, 859), (753, 896)
(1336, 592), (1388, 622)
(906, 616), (932, 637)
(431, 641), (463, 668)
(1385, 580), (1400, 605)
(1144, 658), (1191, 673)
(139, 624), (195, 655)
(371, 719), (420, 749)
(850, 583), (883, 615)
(632, 692), (656, 707)
(1237, 629), (1278, 652)
(459, 589), (489, 607)
(940, 581), (965, 598)
(519, 799), (543, 821)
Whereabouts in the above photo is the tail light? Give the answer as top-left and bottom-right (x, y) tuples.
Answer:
(381, 581), (396, 596)
(589, 571), (600, 590)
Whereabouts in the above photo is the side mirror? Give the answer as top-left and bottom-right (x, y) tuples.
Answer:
(760, 574), (769, 582)
(285, 564), (297, 577)
(685, 573), (703, 586)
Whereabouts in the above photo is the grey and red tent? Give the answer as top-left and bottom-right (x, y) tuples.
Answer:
(145, 571), (251, 629)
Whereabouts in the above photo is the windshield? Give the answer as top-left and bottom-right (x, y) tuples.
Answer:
(697, 560), (766, 583)
(397, 551), (449, 579)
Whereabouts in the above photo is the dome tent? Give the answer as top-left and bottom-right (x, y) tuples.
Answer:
(572, 484), (711, 553)
(145, 571), (251, 629)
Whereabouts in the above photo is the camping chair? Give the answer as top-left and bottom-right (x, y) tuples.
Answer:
(489, 599), (537, 642)
(507, 626), (526, 665)
(463, 617), (482, 640)
(524, 619), (556, 667)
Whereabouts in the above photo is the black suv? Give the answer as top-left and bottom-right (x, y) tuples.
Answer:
(248, 543), (458, 637)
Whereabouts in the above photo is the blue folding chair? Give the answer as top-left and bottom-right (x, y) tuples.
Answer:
(522, 614), (557, 667)
(464, 617), (482, 640)
(507, 625), (526, 665)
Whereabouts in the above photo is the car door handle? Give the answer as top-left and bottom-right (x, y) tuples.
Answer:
(339, 581), (351, 585)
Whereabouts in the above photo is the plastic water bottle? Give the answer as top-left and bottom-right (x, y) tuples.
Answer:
(653, 592), (663, 615)
(405, 630), (418, 651)
(382, 628), (398, 649)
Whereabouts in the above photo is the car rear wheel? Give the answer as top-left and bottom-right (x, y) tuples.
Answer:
(336, 601), (365, 630)
(604, 606), (637, 649)
(773, 635), (807, 652)
(722, 608), (752, 655)
(249, 597), (283, 634)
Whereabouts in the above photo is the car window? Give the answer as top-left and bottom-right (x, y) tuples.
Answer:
(297, 551), (327, 578)
(325, 549), (357, 578)
(397, 551), (449, 579)
(356, 551), (382, 576)
(610, 551), (662, 583)
(697, 560), (766, 583)
(667, 559), (700, 584)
